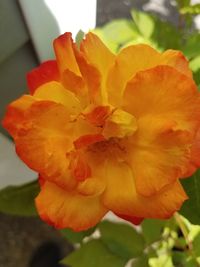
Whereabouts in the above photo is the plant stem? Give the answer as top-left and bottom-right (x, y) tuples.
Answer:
(174, 212), (192, 250)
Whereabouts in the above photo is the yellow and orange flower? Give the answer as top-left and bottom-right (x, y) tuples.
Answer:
(3, 32), (200, 231)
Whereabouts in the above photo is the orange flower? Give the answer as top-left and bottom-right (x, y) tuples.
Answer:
(3, 32), (200, 231)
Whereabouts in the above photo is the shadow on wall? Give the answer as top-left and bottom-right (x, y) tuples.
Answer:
(0, 0), (60, 136)
(19, 0), (60, 61)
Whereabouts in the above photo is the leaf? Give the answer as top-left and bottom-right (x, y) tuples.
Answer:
(193, 232), (200, 257)
(131, 9), (155, 38)
(180, 4), (200, 14)
(183, 33), (200, 58)
(93, 19), (139, 53)
(141, 219), (166, 245)
(176, 0), (191, 9)
(149, 254), (174, 267)
(60, 227), (96, 244)
(132, 255), (149, 267)
(75, 30), (85, 48)
(99, 220), (145, 260)
(180, 169), (200, 225)
(172, 252), (198, 267)
(131, 9), (181, 50)
(151, 18), (181, 50)
(62, 239), (127, 267)
(190, 56), (200, 72)
(92, 28), (118, 53)
(102, 19), (138, 45)
(0, 180), (39, 216)
(189, 56), (200, 84)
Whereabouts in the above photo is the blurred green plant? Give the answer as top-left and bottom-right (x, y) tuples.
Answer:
(93, 6), (200, 89)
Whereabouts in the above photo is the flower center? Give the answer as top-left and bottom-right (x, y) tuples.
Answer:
(102, 108), (138, 139)
(87, 137), (128, 161)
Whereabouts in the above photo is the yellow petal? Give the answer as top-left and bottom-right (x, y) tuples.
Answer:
(103, 109), (138, 139)
(36, 181), (108, 231)
(33, 81), (81, 114)
(2, 95), (35, 137)
(15, 101), (74, 189)
(80, 32), (115, 77)
(123, 66), (200, 196)
(54, 32), (81, 76)
(77, 177), (106, 196)
(101, 159), (187, 219)
(80, 32), (115, 103)
(107, 44), (192, 106)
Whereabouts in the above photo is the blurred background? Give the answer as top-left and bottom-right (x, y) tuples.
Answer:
(1, 0), (200, 266)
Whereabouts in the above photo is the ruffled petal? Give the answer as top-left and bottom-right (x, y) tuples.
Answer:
(80, 32), (115, 77)
(2, 95), (35, 137)
(33, 81), (81, 114)
(80, 32), (115, 104)
(14, 101), (74, 189)
(107, 44), (192, 106)
(123, 66), (200, 196)
(101, 159), (139, 215)
(53, 32), (80, 76)
(27, 60), (60, 95)
(53, 32), (85, 95)
(136, 180), (188, 219)
(83, 105), (111, 126)
(102, 109), (138, 139)
(35, 180), (108, 231)
(161, 50), (192, 78)
(74, 48), (102, 103)
(101, 160), (187, 219)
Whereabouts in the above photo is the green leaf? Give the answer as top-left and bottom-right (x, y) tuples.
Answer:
(172, 251), (187, 266)
(93, 19), (139, 53)
(75, 30), (85, 48)
(149, 254), (174, 267)
(141, 219), (166, 245)
(183, 33), (200, 58)
(131, 9), (181, 50)
(180, 4), (200, 14)
(102, 19), (138, 45)
(131, 9), (155, 38)
(99, 220), (145, 260)
(132, 255), (149, 267)
(193, 232), (200, 257)
(0, 180), (39, 216)
(190, 56), (200, 72)
(60, 227), (96, 244)
(92, 28), (119, 53)
(62, 239), (127, 267)
(180, 170), (200, 225)
(172, 252), (198, 267)
(189, 56), (200, 84)
(176, 0), (191, 9)
(150, 18), (181, 50)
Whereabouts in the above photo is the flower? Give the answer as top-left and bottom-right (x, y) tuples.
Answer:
(3, 32), (200, 231)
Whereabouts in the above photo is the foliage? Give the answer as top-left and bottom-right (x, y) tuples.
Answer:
(180, 4), (200, 15)
(0, 180), (39, 216)
(61, 217), (200, 266)
(99, 220), (145, 259)
(62, 239), (127, 267)
(180, 170), (200, 225)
